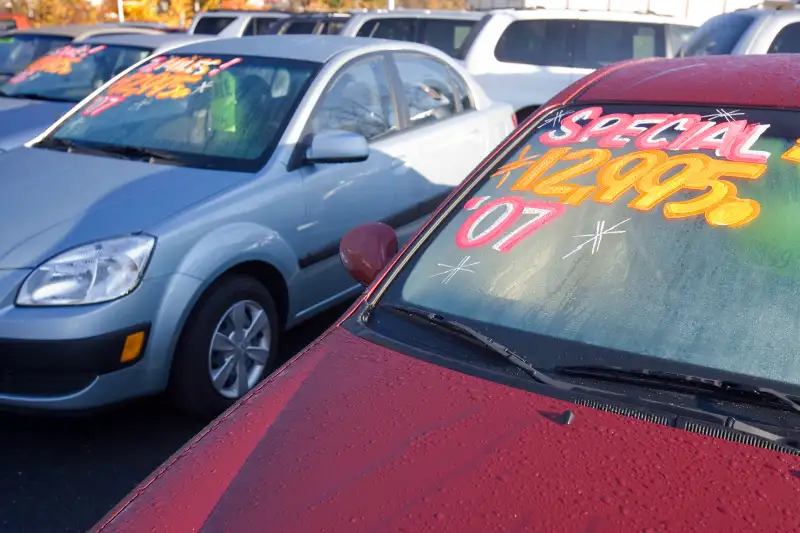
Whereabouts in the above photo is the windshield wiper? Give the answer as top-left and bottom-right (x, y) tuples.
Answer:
(553, 365), (800, 416)
(35, 137), (132, 159)
(93, 144), (184, 165)
(0, 91), (75, 102)
(385, 304), (603, 392)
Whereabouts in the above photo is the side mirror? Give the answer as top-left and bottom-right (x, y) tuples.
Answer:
(339, 222), (398, 286)
(306, 129), (369, 164)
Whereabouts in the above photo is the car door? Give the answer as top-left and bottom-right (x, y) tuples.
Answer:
(295, 54), (408, 307)
(387, 52), (488, 240)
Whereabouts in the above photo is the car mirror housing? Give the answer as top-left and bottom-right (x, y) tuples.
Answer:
(339, 222), (398, 286)
(305, 129), (369, 164)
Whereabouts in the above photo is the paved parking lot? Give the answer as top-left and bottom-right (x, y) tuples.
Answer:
(0, 301), (352, 533)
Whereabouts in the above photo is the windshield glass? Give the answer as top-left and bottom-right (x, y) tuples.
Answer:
(680, 13), (755, 56)
(0, 44), (152, 102)
(380, 104), (800, 387)
(44, 53), (318, 171)
(0, 33), (72, 76)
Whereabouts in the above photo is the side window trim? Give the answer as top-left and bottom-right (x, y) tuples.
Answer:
(389, 51), (464, 126)
(288, 51), (402, 172)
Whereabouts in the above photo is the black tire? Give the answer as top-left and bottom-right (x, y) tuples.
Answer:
(169, 274), (280, 419)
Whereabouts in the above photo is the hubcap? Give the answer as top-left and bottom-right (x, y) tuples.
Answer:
(208, 300), (272, 399)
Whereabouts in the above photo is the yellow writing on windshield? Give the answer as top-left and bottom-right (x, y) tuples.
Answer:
(8, 44), (106, 83)
(493, 146), (766, 228)
(108, 71), (203, 100)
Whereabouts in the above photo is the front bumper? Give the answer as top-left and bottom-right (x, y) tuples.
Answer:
(0, 270), (204, 411)
(0, 323), (150, 398)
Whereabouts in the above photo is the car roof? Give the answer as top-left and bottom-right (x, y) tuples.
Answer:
(489, 8), (695, 25)
(281, 12), (352, 19)
(572, 54), (800, 109)
(3, 24), (163, 39)
(728, 7), (800, 20)
(196, 9), (291, 17)
(172, 34), (401, 63)
(349, 9), (482, 20)
(77, 32), (210, 50)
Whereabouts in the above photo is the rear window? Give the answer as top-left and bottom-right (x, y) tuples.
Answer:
(494, 19), (667, 68)
(356, 18), (416, 41)
(381, 104), (800, 387)
(281, 21), (318, 35)
(419, 19), (477, 57)
(193, 16), (236, 35)
(680, 12), (755, 56)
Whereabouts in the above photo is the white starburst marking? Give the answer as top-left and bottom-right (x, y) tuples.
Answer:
(192, 80), (214, 95)
(540, 108), (567, 128)
(701, 108), (746, 122)
(129, 99), (153, 111)
(429, 255), (480, 285)
(562, 218), (631, 260)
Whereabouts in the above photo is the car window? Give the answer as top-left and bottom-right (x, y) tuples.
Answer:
(494, 19), (573, 67)
(454, 13), (491, 60)
(0, 34), (72, 76)
(356, 18), (416, 41)
(321, 20), (346, 35)
(0, 20), (17, 31)
(311, 57), (397, 140)
(667, 24), (696, 55)
(768, 22), (800, 53)
(394, 53), (457, 125)
(418, 19), (476, 57)
(574, 21), (666, 69)
(1, 44), (152, 103)
(449, 68), (474, 111)
(193, 16), (236, 35)
(46, 53), (318, 172)
(680, 12), (755, 56)
(282, 21), (318, 35)
(244, 16), (281, 36)
(380, 104), (800, 389)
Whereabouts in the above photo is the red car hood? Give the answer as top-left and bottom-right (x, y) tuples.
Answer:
(94, 327), (800, 533)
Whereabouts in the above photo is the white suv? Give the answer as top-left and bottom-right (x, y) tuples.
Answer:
(187, 9), (290, 37)
(460, 9), (697, 120)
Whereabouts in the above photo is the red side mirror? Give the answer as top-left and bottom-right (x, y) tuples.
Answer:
(339, 222), (398, 286)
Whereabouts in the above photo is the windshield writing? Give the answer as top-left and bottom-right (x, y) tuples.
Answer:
(0, 44), (151, 102)
(47, 53), (317, 171)
(384, 105), (800, 388)
(0, 35), (72, 75)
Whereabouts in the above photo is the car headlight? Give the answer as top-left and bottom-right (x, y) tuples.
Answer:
(16, 235), (156, 307)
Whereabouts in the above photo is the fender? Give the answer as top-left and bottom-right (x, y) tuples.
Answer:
(174, 221), (300, 287)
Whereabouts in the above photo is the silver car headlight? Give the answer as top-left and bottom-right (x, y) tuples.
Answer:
(17, 235), (156, 307)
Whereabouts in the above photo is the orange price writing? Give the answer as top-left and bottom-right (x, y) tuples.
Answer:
(493, 146), (767, 228)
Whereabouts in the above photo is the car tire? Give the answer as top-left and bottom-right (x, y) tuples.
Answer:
(169, 274), (280, 419)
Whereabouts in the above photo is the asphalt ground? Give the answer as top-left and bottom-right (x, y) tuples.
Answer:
(0, 300), (353, 533)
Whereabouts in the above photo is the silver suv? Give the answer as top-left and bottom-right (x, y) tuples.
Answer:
(681, 5), (800, 56)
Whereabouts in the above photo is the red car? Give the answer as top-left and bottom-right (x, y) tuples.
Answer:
(93, 54), (800, 532)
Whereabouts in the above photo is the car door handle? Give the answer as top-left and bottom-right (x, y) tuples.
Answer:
(391, 159), (408, 169)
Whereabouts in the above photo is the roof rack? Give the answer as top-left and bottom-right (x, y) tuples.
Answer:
(758, 0), (798, 8)
(477, 5), (674, 17)
(204, 8), (294, 14)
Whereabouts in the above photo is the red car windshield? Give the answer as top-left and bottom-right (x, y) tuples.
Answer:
(379, 104), (800, 387)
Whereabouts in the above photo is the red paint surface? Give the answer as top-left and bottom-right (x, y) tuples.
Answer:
(577, 55), (800, 109)
(96, 327), (800, 532)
